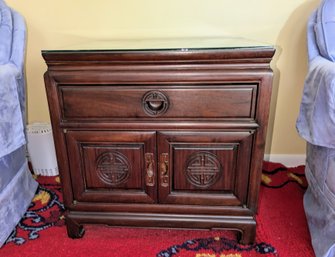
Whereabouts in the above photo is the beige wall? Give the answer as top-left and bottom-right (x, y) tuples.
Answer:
(6, 0), (321, 155)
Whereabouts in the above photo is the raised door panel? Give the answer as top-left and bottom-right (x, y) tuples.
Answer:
(157, 131), (254, 206)
(65, 131), (157, 204)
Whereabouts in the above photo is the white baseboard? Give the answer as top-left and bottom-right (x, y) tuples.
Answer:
(264, 154), (306, 167)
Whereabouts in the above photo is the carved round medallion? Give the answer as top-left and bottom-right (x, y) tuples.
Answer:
(185, 151), (222, 188)
(96, 152), (130, 185)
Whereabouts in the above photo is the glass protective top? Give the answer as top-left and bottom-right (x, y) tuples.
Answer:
(44, 36), (273, 52)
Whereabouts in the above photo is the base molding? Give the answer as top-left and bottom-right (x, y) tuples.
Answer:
(66, 211), (256, 244)
(264, 154), (306, 167)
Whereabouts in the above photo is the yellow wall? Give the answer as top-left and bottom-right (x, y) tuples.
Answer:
(6, 0), (321, 155)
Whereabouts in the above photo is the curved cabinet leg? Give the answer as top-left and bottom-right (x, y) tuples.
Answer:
(66, 215), (85, 239)
(237, 224), (256, 245)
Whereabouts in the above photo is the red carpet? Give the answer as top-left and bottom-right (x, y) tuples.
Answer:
(0, 162), (315, 257)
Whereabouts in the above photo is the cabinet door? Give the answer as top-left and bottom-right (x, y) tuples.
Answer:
(157, 131), (254, 206)
(65, 131), (157, 203)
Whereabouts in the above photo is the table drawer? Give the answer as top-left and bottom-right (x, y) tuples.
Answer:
(59, 84), (257, 121)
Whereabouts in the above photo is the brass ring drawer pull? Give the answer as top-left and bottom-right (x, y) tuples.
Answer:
(142, 91), (169, 116)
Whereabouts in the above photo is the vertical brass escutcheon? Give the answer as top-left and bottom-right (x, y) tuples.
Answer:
(160, 153), (169, 187)
(145, 153), (155, 186)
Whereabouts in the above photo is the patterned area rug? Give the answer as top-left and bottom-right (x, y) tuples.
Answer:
(261, 161), (307, 190)
(5, 176), (65, 245)
(1, 162), (314, 257)
(156, 237), (277, 257)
